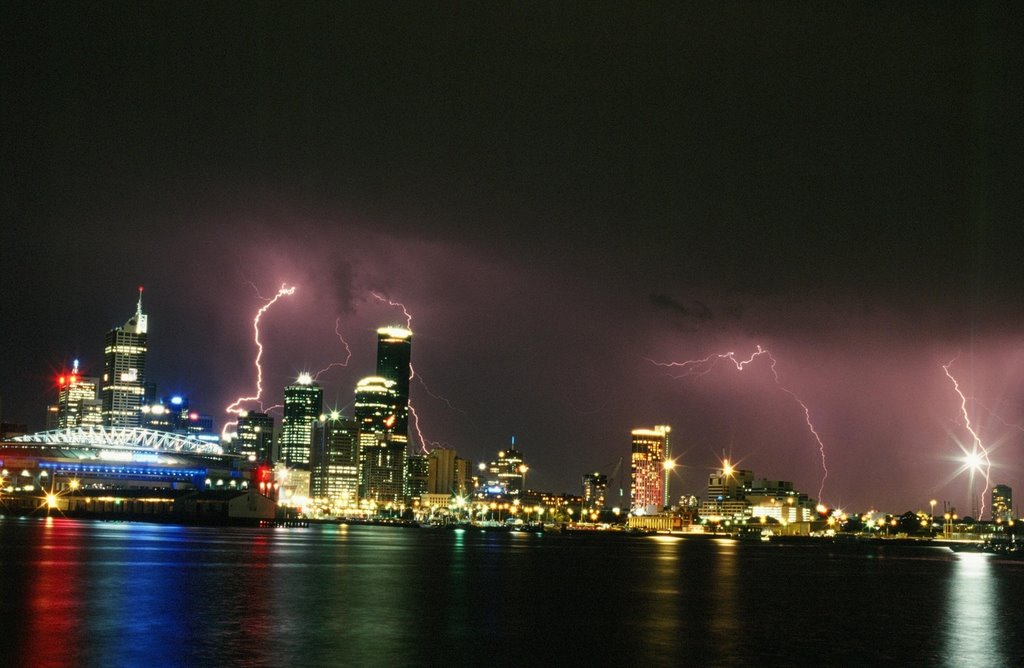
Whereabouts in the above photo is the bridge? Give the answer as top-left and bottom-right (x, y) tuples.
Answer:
(11, 426), (224, 455)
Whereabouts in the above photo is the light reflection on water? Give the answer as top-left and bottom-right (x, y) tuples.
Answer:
(2, 518), (1024, 666)
(943, 553), (1006, 668)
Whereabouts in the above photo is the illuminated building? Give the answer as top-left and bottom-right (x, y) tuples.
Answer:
(310, 413), (359, 505)
(57, 361), (102, 428)
(992, 484), (1013, 522)
(744, 479), (815, 523)
(706, 463), (754, 503)
(101, 289), (149, 427)
(630, 426), (669, 514)
(140, 396), (216, 441)
(354, 376), (406, 503)
(375, 327), (412, 438)
(140, 401), (175, 431)
(494, 447), (526, 496)
(1, 426), (240, 490)
(237, 411), (274, 462)
(45, 404), (60, 430)
(700, 462), (752, 518)
(406, 452), (428, 501)
(279, 374), (323, 469)
(427, 447), (471, 496)
(583, 472), (608, 509)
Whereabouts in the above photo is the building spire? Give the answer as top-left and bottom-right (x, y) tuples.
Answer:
(137, 285), (144, 317)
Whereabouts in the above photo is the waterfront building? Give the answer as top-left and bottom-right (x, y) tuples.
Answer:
(583, 472), (608, 509)
(427, 447), (471, 496)
(56, 362), (102, 428)
(354, 376), (406, 503)
(279, 374), (323, 469)
(101, 289), (149, 428)
(310, 412), (359, 506)
(744, 479), (816, 523)
(375, 326), (412, 438)
(495, 447), (526, 496)
(630, 426), (669, 514)
(1, 426), (240, 492)
(700, 460), (754, 519)
(236, 411), (274, 462)
(406, 452), (429, 501)
(992, 484), (1013, 522)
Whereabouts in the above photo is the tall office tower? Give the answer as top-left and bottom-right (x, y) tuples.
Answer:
(279, 374), (323, 469)
(583, 472), (608, 509)
(56, 361), (102, 428)
(354, 376), (406, 503)
(630, 426), (669, 514)
(427, 447), (458, 494)
(992, 484), (1013, 522)
(140, 401), (175, 430)
(375, 327), (412, 437)
(184, 413), (215, 439)
(237, 411), (275, 461)
(406, 452), (429, 500)
(310, 413), (360, 506)
(493, 447), (526, 496)
(45, 404), (60, 430)
(101, 289), (149, 427)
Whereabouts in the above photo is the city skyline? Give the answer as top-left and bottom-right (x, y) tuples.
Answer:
(3, 4), (1023, 513)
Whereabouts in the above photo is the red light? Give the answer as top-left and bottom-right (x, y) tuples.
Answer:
(189, 412), (198, 421)
(70, 374), (77, 384)
(58, 376), (65, 386)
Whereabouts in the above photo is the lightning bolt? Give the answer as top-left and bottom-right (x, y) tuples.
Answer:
(372, 291), (464, 453)
(971, 397), (1024, 434)
(221, 283), (296, 438)
(413, 364), (467, 415)
(942, 356), (993, 518)
(648, 345), (830, 502)
(313, 317), (353, 380)
(371, 291), (413, 328)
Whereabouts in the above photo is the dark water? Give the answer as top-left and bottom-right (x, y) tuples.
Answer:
(2, 518), (1022, 667)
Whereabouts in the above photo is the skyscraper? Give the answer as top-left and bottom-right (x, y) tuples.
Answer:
(630, 425), (669, 514)
(237, 411), (275, 462)
(406, 452), (429, 501)
(992, 484), (1013, 522)
(101, 289), (148, 427)
(428, 449), (472, 497)
(583, 472), (608, 509)
(354, 376), (405, 503)
(310, 412), (360, 506)
(279, 374), (323, 469)
(57, 361), (102, 428)
(375, 327), (412, 437)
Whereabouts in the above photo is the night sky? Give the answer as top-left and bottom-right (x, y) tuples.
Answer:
(3, 3), (1023, 513)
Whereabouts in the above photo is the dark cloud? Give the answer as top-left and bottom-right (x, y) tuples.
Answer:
(649, 293), (714, 331)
